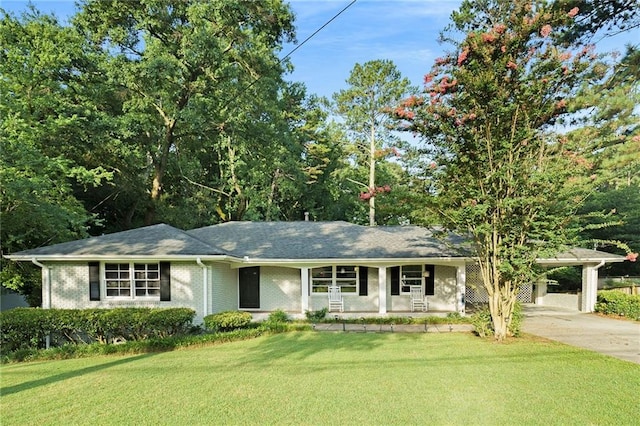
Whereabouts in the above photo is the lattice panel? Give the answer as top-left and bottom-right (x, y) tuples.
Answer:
(464, 264), (532, 304)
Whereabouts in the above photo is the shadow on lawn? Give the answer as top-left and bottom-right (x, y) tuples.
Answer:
(240, 332), (598, 371)
(0, 353), (155, 396)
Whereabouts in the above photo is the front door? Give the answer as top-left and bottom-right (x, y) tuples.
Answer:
(239, 266), (260, 309)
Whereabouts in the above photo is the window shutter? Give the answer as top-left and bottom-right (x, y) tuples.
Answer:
(391, 266), (400, 296)
(89, 262), (100, 301)
(160, 262), (171, 301)
(358, 266), (368, 296)
(425, 265), (435, 296)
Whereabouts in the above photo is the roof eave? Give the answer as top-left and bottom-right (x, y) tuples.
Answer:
(4, 254), (236, 262)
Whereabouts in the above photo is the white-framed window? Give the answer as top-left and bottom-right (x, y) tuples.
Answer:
(401, 265), (424, 294)
(311, 266), (358, 294)
(105, 262), (160, 298)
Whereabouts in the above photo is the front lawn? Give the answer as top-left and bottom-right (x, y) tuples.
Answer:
(1, 332), (638, 425)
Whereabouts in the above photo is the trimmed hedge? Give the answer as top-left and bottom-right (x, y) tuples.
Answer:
(0, 307), (196, 353)
(203, 311), (253, 331)
(595, 290), (640, 320)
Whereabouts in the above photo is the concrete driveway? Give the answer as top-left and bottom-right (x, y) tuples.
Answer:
(521, 304), (640, 364)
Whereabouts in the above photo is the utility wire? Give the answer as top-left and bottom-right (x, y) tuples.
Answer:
(226, 0), (358, 106)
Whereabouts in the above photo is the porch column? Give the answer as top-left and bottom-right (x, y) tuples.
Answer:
(581, 263), (601, 312)
(378, 266), (387, 314)
(456, 264), (466, 314)
(301, 267), (309, 314)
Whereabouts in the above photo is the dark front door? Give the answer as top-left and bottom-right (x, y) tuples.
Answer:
(239, 266), (260, 309)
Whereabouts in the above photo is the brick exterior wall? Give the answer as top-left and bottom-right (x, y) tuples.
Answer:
(259, 267), (301, 312)
(210, 262), (237, 313)
(44, 261), (461, 319)
(47, 261), (205, 321)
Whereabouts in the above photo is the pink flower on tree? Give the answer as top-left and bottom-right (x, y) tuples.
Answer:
(567, 7), (579, 18)
(506, 61), (518, 70)
(626, 253), (638, 262)
(481, 32), (497, 43)
(457, 49), (469, 66)
(540, 24), (552, 38)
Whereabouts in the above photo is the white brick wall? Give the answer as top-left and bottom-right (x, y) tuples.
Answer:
(47, 261), (206, 322)
(210, 262), (237, 313)
(44, 261), (461, 319)
(260, 267), (301, 312)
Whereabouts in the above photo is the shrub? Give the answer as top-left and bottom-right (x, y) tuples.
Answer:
(595, 290), (640, 320)
(305, 308), (328, 322)
(0, 307), (196, 355)
(0, 308), (52, 352)
(203, 311), (253, 332)
(266, 309), (290, 323)
(470, 303), (523, 338)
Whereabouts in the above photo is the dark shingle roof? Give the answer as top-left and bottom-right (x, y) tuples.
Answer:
(9, 224), (225, 258)
(188, 221), (468, 259)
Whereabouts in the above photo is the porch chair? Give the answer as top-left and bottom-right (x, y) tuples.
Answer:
(328, 285), (344, 312)
(410, 286), (427, 312)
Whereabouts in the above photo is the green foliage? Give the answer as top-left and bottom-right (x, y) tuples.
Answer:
(2, 327), (266, 363)
(266, 309), (290, 324)
(203, 311), (253, 332)
(403, 0), (625, 339)
(333, 59), (417, 225)
(304, 308), (328, 322)
(470, 303), (523, 338)
(0, 307), (196, 354)
(595, 290), (640, 320)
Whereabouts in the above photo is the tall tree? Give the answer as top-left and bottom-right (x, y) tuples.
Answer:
(0, 9), (112, 302)
(402, 0), (627, 339)
(334, 60), (415, 225)
(74, 0), (296, 225)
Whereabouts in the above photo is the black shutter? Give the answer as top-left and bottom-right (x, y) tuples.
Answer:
(391, 266), (400, 296)
(425, 264), (435, 296)
(359, 266), (368, 296)
(89, 262), (100, 301)
(160, 262), (171, 301)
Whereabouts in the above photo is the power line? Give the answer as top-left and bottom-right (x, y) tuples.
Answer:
(280, 0), (357, 64)
(227, 0), (358, 105)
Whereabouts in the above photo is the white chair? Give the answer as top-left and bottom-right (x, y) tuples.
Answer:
(410, 286), (427, 312)
(328, 286), (344, 312)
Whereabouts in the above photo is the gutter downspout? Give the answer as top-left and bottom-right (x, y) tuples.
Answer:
(31, 258), (51, 348)
(196, 258), (208, 319)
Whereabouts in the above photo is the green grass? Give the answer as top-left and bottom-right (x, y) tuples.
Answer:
(1, 332), (639, 425)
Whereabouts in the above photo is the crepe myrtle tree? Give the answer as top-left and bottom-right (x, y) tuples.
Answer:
(398, 0), (637, 340)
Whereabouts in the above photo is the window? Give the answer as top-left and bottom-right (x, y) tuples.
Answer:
(311, 266), (358, 293)
(401, 265), (423, 293)
(105, 263), (160, 298)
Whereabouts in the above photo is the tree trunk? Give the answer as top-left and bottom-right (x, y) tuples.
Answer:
(145, 119), (175, 225)
(368, 117), (376, 226)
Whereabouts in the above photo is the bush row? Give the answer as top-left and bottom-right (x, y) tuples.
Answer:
(0, 307), (196, 353)
(595, 290), (640, 320)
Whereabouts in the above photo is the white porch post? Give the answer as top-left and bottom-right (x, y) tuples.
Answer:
(581, 263), (602, 312)
(378, 266), (387, 314)
(456, 264), (466, 314)
(301, 267), (309, 314)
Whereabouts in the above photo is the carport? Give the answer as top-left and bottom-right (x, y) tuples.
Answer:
(536, 248), (626, 312)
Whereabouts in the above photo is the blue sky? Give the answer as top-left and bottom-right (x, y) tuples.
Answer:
(1, 0), (638, 100)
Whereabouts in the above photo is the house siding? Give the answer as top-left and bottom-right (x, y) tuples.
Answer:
(259, 267), (301, 312)
(47, 261), (206, 322)
(211, 263), (237, 313)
